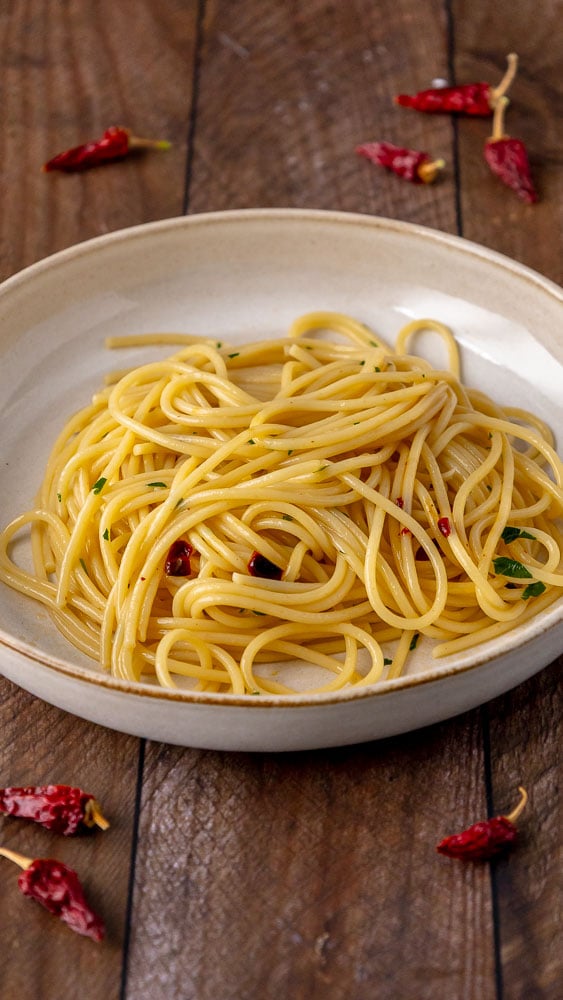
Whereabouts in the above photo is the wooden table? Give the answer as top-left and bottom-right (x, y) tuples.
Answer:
(0, 3), (561, 998)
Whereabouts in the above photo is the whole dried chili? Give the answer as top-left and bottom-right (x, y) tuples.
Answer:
(0, 784), (109, 836)
(437, 786), (528, 860)
(43, 125), (171, 172)
(484, 97), (538, 203)
(0, 847), (105, 941)
(395, 53), (518, 116)
(356, 141), (445, 184)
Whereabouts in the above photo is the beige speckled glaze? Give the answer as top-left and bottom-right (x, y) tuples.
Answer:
(0, 210), (561, 750)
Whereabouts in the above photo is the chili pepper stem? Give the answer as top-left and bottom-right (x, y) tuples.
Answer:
(490, 96), (509, 141)
(505, 786), (528, 824)
(490, 53), (518, 104)
(417, 158), (446, 183)
(128, 135), (172, 152)
(0, 846), (34, 870)
(84, 799), (110, 831)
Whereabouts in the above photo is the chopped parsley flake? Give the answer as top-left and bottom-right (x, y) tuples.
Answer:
(147, 482), (167, 489)
(409, 633), (420, 651)
(102, 528), (110, 541)
(383, 657), (393, 666)
(282, 514), (293, 521)
(493, 556), (532, 579)
(501, 526), (535, 544)
(228, 352), (240, 359)
(92, 477), (107, 494)
(79, 558), (89, 576)
(522, 581), (546, 599)
(57, 493), (62, 503)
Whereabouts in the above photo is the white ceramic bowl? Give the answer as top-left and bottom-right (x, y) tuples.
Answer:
(0, 209), (561, 750)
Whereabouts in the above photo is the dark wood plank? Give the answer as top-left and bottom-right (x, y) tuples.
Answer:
(123, 3), (499, 997)
(0, 2), (199, 997)
(190, 0), (457, 231)
(0, 0), (196, 281)
(451, 4), (563, 997)
(486, 659), (562, 1000)
(125, 721), (495, 1000)
(0, 680), (139, 996)
(451, 0), (563, 284)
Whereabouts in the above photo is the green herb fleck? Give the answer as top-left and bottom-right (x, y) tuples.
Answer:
(92, 477), (107, 495)
(374, 366), (380, 372)
(522, 581), (546, 600)
(248, 439), (255, 445)
(174, 498), (185, 509)
(501, 526), (535, 544)
(370, 340), (379, 347)
(79, 558), (89, 576)
(486, 484), (492, 492)
(228, 352), (240, 359)
(102, 528), (110, 541)
(287, 450), (293, 456)
(216, 342), (222, 349)
(359, 360), (365, 366)
(57, 493), (62, 503)
(148, 482), (167, 489)
(252, 610), (266, 616)
(493, 557), (532, 579)
(282, 514), (293, 521)
(409, 633), (420, 651)
(250, 689), (261, 695)
(383, 657), (393, 666)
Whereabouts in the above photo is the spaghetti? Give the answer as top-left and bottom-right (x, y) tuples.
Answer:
(1, 312), (562, 695)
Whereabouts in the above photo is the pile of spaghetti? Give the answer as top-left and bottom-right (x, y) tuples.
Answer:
(1, 312), (562, 695)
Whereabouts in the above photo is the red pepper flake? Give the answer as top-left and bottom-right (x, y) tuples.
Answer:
(395, 497), (405, 509)
(437, 786), (528, 861)
(356, 141), (445, 184)
(0, 785), (109, 836)
(484, 97), (538, 203)
(395, 53), (518, 116)
(165, 540), (193, 577)
(0, 847), (105, 941)
(248, 551), (283, 580)
(43, 126), (171, 173)
(400, 527), (412, 536)
(437, 516), (452, 538)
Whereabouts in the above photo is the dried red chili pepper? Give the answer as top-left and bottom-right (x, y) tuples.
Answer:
(165, 539), (193, 576)
(248, 551), (283, 580)
(395, 53), (518, 116)
(437, 786), (528, 860)
(43, 126), (171, 172)
(484, 97), (538, 203)
(356, 141), (445, 184)
(0, 847), (105, 941)
(0, 784), (109, 836)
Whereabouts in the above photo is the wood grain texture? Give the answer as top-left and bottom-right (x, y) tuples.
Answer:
(0, 679), (139, 999)
(189, 0), (457, 231)
(0, 0), (196, 281)
(450, 0), (563, 283)
(125, 719), (495, 1000)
